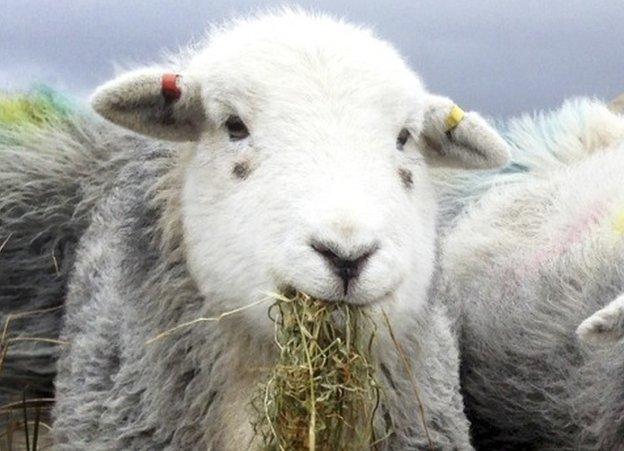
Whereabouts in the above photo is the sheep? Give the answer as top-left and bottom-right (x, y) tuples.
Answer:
(436, 97), (624, 449)
(0, 9), (510, 450)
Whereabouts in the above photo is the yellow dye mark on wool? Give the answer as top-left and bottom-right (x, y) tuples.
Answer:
(613, 209), (624, 235)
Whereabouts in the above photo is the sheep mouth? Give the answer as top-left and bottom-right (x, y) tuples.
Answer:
(277, 284), (390, 308)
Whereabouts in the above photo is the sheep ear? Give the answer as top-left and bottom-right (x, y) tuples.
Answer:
(419, 95), (510, 169)
(91, 69), (205, 141)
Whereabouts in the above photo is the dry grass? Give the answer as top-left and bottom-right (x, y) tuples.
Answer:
(0, 306), (63, 451)
(0, 306), (66, 375)
(0, 400), (54, 451)
(251, 291), (387, 451)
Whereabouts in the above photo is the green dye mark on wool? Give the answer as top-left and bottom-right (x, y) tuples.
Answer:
(0, 86), (74, 127)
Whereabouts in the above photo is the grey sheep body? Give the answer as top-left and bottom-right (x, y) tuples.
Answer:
(0, 115), (127, 407)
(1, 115), (472, 449)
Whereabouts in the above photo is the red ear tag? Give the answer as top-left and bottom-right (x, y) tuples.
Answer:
(161, 73), (182, 103)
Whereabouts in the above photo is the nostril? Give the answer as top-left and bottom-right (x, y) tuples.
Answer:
(310, 242), (340, 263)
(310, 240), (378, 295)
(310, 241), (377, 270)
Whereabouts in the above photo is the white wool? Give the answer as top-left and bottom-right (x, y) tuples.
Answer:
(439, 98), (624, 449)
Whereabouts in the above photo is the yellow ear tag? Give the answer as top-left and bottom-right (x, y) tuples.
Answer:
(445, 105), (465, 131)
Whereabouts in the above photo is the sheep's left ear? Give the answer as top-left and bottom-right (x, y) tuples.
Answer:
(91, 69), (205, 141)
(419, 95), (510, 169)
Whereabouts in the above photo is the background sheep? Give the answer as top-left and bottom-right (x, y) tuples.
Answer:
(437, 98), (624, 449)
(0, 10), (510, 449)
(611, 93), (624, 114)
(0, 88), (128, 407)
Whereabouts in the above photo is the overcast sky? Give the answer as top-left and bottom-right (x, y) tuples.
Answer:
(1, 0), (622, 117)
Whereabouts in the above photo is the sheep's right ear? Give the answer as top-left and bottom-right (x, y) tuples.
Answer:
(91, 69), (205, 141)
(419, 95), (510, 169)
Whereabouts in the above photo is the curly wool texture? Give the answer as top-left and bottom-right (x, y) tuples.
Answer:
(0, 92), (123, 416)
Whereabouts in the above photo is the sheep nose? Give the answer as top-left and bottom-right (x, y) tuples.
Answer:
(311, 241), (378, 295)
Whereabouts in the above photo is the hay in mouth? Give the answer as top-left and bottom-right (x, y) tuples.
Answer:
(252, 290), (388, 451)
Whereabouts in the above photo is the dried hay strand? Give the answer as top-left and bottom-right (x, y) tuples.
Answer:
(0, 305), (67, 374)
(251, 291), (388, 451)
(0, 305), (65, 451)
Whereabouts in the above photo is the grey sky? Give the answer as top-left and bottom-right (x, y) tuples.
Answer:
(1, 0), (622, 117)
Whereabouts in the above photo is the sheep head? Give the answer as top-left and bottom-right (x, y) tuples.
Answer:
(91, 11), (509, 328)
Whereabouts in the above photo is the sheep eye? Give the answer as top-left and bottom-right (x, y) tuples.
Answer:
(225, 115), (249, 141)
(396, 128), (410, 150)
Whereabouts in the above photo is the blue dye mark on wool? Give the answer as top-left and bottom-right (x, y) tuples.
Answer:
(434, 97), (610, 225)
(0, 85), (84, 145)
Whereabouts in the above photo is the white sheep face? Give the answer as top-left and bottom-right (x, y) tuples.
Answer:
(90, 11), (510, 327)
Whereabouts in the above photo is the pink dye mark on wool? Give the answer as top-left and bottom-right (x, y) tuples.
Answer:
(501, 200), (611, 294)
(530, 201), (609, 269)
